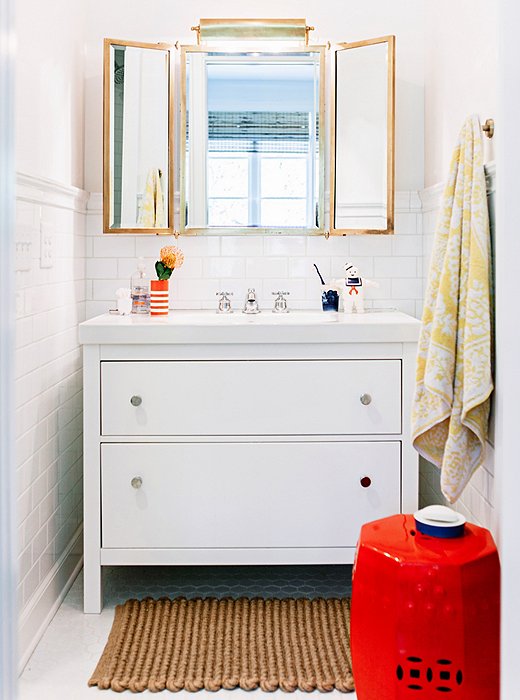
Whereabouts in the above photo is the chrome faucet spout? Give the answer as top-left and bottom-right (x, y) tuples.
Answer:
(243, 288), (260, 314)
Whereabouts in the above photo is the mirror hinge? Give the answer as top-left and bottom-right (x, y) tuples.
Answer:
(154, 230), (178, 237)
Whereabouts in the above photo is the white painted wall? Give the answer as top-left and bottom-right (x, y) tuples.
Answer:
(16, 0), (86, 188)
(424, 0), (497, 186)
(15, 0), (88, 669)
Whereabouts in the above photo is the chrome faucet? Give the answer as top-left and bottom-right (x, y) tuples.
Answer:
(243, 288), (260, 314)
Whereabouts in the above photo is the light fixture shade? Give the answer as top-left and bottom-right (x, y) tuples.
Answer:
(197, 18), (309, 42)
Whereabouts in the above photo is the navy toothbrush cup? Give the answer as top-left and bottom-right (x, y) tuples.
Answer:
(322, 289), (339, 312)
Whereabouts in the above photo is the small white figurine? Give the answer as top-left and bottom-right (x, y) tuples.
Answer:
(329, 263), (378, 314)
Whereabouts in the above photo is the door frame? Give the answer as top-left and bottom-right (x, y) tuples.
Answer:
(497, 1), (520, 695)
(0, 0), (18, 694)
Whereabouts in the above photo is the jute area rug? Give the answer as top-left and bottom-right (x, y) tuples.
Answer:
(89, 597), (354, 693)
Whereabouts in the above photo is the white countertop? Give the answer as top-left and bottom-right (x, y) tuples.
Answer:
(79, 310), (421, 345)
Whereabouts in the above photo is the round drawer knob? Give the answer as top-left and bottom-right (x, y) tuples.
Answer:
(130, 395), (142, 407)
(360, 476), (372, 488)
(131, 476), (143, 489)
(360, 393), (372, 406)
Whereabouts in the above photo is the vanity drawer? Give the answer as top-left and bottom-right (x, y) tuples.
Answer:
(101, 441), (401, 549)
(101, 360), (401, 435)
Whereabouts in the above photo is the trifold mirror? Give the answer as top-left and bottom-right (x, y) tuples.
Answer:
(103, 28), (394, 236)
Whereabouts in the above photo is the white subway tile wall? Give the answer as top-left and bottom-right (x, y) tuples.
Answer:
(419, 169), (496, 535)
(419, 450), (495, 534)
(85, 192), (424, 319)
(15, 178), (87, 616)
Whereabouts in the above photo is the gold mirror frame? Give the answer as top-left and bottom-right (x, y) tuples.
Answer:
(179, 44), (327, 236)
(103, 38), (174, 234)
(329, 35), (395, 236)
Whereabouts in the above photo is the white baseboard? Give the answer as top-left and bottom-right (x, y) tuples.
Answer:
(18, 526), (83, 674)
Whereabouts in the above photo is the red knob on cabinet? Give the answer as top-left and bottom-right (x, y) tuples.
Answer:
(360, 476), (372, 488)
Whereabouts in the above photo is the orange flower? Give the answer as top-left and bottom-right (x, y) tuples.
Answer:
(160, 245), (184, 270)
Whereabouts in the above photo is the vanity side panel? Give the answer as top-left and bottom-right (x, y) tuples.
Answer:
(83, 344), (103, 613)
(401, 341), (419, 511)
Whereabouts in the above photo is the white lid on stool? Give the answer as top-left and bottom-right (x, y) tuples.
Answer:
(414, 505), (466, 537)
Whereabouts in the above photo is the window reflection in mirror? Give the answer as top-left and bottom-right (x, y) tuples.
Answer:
(182, 50), (323, 233)
(105, 42), (170, 232)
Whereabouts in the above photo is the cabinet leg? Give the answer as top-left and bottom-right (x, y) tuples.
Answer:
(83, 560), (103, 614)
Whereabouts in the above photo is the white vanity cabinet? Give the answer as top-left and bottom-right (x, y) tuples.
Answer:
(79, 311), (421, 613)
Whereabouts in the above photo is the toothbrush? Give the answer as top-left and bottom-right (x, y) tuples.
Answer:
(314, 263), (326, 286)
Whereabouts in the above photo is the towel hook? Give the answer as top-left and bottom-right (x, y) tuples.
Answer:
(482, 118), (494, 139)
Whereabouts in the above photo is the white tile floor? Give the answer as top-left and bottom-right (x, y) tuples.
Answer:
(19, 565), (356, 699)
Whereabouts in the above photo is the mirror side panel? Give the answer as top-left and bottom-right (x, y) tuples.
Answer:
(103, 39), (173, 234)
(330, 35), (395, 235)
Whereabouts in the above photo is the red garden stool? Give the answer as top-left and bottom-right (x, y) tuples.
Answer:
(351, 508), (500, 699)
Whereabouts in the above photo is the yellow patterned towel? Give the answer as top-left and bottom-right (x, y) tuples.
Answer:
(138, 168), (165, 227)
(412, 115), (493, 503)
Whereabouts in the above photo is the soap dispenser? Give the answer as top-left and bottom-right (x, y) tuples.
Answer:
(131, 258), (150, 314)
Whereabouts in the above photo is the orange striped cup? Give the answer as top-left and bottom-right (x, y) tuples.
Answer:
(150, 279), (169, 316)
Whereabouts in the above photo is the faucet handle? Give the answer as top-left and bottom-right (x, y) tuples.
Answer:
(216, 291), (233, 314)
(272, 291), (290, 313)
